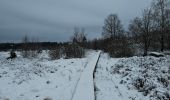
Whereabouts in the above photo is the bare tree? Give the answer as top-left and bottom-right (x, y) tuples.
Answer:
(21, 35), (41, 58)
(30, 37), (41, 57)
(129, 8), (154, 56)
(129, 17), (143, 43)
(165, 9), (170, 49)
(102, 14), (124, 38)
(142, 8), (154, 56)
(72, 27), (79, 44)
(101, 14), (133, 57)
(72, 27), (87, 47)
(21, 35), (30, 58)
(55, 27), (87, 59)
(152, 0), (170, 51)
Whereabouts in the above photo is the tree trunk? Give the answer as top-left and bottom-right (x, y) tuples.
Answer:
(161, 33), (164, 52)
(143, 47), (148, 56)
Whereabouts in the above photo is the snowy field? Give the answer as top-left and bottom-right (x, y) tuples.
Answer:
(95, 53), (170, 100)
(0, 51), (170, 100)
(0, 51), (89, 100)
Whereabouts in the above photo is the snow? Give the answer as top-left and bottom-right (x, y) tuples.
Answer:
(0, 50), (169, 100)
(148, 52), (165, 57)
(94, 53), (170, 100)
(0, 51), (89, 100)
(72, 51), (100, 100)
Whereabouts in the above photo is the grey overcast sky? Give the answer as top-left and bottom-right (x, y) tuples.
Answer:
(0, 0), (152, 43)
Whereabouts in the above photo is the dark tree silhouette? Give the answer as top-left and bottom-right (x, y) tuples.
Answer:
(152, 0), (170, 51)
(102, 14), (124, 38)
(129, 8), (154, 56)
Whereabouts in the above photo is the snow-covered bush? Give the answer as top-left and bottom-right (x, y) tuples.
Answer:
(110, 56), (170, 99)
(133, 77), (156, 96)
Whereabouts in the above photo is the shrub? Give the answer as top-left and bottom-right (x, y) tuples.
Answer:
(21, 50), (40, 58)
(21, 35), (41, 58)
(153, 91), (170, 100)
(49, 47), (64, 60)
(104, 36), (134, 58)
(133, 78), (145, 91)
(157, 77), (169, 87)
(133, 77), (156, 96)
(64, 44), (85, 59)
(7, 50), (17, 59)
(49, 44), (85, 60)
(44, 97), (52, 100)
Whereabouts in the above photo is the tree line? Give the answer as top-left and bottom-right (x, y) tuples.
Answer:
(87, 0), (170, 56)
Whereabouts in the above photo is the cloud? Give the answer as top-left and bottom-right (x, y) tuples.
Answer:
(0, 0), (152, 42)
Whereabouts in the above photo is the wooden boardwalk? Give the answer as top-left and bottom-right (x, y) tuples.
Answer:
(71, 51), (101, 100)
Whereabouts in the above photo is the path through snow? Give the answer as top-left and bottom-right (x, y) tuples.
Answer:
(72, 51), (101, 100)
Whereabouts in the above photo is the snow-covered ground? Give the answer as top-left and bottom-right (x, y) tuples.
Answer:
(95, 53), (170, 100)
(0, 51), (89, 100)
(0, 51), (170, 100)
